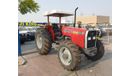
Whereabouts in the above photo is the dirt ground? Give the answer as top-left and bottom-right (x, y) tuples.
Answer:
(19, 41), (112, 76)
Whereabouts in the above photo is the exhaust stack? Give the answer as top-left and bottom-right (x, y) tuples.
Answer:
(74, 7), (78, 27)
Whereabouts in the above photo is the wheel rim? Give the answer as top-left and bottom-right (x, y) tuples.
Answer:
(59, 47), (72, 65)
(36, 34), (43, 49)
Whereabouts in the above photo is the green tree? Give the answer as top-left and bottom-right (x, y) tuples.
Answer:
(18, 0), (39, 14)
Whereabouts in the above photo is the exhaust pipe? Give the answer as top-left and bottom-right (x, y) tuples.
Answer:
(74, 7), (78, 27)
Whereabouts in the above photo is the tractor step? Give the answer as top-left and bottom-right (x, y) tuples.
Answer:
(52, 43), (60, 51)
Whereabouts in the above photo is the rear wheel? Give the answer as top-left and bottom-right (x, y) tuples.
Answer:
(35, 28), (52, 55)
(58, 41), (81, 71)
(85, 40), (105, 61)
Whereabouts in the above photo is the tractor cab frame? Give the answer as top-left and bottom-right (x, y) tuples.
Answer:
(43, 10), (73, 41)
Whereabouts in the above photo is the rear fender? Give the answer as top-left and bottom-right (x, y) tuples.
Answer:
(44, 25), (55, 41)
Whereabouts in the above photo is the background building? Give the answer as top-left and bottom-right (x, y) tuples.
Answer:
(76, 16), (110, 27)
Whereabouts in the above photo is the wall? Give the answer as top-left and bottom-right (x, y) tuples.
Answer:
(76, 16), (110, 26)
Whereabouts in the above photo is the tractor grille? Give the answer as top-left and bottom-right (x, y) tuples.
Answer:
(87, 31), (97, 48)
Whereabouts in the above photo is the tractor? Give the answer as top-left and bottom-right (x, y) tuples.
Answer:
(35, 7), (105, 71)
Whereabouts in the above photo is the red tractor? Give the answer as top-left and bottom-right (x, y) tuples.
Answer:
(35, 8), (104, 71)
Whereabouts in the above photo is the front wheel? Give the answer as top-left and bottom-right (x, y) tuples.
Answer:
(85, 40), (105, 61)
(58, 41), (81, 71)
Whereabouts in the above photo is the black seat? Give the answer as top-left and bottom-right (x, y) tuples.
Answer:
(52, 24), (62, 38)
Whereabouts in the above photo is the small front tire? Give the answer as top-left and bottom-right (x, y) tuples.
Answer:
(85, 40), (105, 61)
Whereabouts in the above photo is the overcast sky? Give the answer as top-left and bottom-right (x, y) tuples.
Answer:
(18, 0), (112, 23)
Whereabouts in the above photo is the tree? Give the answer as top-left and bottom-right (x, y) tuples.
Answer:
(18, 0), (39, 14)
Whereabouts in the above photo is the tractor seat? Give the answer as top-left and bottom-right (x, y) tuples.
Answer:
(52, 24), (62, 38)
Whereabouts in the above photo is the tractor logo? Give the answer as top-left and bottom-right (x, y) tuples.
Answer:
(72, 31), (84, 35)
(64, 30), (84, 35)
(72, 31), (78, 34)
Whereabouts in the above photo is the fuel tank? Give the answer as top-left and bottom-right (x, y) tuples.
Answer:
(62, 26), (87, 48)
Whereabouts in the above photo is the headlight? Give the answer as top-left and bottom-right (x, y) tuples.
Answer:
(88, 37), (91, 40)
(93, 37), (96, 39)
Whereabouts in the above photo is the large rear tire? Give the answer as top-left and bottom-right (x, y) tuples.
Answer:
(35, 28), (52, 55)
(85, 40), (105, 61)
(58, 41), (81, 71)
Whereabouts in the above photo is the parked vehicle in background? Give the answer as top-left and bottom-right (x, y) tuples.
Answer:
(25, 27), (36, 40)
(19, 27), (28, 44)
(97, 25), (112, 37)
(19, 26), (38, 44)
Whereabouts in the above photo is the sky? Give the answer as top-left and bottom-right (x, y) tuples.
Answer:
(18, 0), (112, 23)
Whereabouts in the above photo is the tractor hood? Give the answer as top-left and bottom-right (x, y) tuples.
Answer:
(62, 26), (86, 35)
